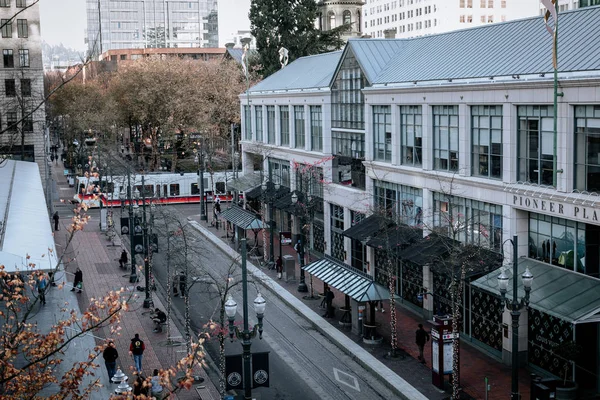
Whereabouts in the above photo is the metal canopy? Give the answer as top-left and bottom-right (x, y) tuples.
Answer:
(398, 235), (459, 266)
(366, 224), (422, 251)
(472, 258), (600, 325)
(219, 206), (266, 230)
(302, 255), (395, 302)
(227, 173), (262, 193)
(342, 215), (391, 242)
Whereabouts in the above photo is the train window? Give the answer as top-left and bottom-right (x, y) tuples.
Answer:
(134, 185), (154, 197)
(191, 183), (200, 195)
(100, 181), (114, 194)
(156, 185), (161, 197)
(163, 185), (167, 198)
(215, 182), (225, 193)
(170, 184), (180, 196)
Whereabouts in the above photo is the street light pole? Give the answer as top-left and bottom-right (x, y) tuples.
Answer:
(225, 238), (266, 400)
(128, 171), (137, 283)
(142, 176), (153, 309)
(498, 235), (534, 400)
(199, 137), (207, 221)
(292, 192), (308, 293)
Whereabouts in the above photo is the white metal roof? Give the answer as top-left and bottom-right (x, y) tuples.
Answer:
(0, 160), (57, 273)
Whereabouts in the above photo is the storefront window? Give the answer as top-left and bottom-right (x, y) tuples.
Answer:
(330, 204), (345, 262)
(433, 193), (502, 250)
(268, 158), (290, 188)
(574, 105), (600, 192)
(374, 180), (423, 227)
(332, 131), (366, 189)
(528, 213), (586, 274)
(472, 105), (502, 179)
(517, 105), (554, 186)
(350, 210), (366, 271)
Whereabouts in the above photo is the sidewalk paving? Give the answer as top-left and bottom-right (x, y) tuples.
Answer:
(51, 164), (220, 400)
(195, 205), (532, 400)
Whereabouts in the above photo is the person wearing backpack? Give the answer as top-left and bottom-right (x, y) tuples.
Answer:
(37, 273), (48, 305)
(129, 333), (145, 373)
(415, 323), (430, 363)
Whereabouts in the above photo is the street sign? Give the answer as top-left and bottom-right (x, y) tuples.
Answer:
(280, 231), (292, 245)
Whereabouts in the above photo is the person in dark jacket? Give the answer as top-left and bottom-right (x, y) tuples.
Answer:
(323, 287), (335, 318)
(275, 256), (283, 278)
(119, 250), (128, 269)
(103, 341), (119, 381)
(129, 333), (145, 373)
(416, 323), (430, 363)
(152, 308), (167, 332)
(53, 212), (60, 231)
(71, 267), (83, 293)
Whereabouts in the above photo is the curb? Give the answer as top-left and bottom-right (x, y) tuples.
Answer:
(187, 218), (429, 400)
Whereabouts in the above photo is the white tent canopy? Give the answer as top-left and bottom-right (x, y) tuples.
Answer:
(0, 160), (58, 273)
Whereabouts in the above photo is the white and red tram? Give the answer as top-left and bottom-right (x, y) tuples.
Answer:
(73, 171), (237, 208)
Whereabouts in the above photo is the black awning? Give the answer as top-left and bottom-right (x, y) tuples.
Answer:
(219, 206), (266, 230)
(227, 173), (262, 193)
(366, 224), (423, 251)
(245, 185), (262, 200)
(342, 215), (392, 242)
(398, 234), (459, 265)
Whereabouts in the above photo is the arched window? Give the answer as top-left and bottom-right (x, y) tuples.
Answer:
(329, 11), (336, 29)
(343, 10), (352, 25)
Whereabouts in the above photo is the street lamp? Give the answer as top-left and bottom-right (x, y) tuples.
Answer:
(127, 172), (138, 283)
(196, 138), (207, 221)
(498, 235), (533, 400)
(140, 176), (153, 309)
(262, 177), (280, 268)
(291, 191), (309, 293)
(225, 238), (266, 400)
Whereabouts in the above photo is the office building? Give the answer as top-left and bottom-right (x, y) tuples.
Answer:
(238, 7), (600, 391)
(0, 0), (47, 179)
(86, 0), (219, 58)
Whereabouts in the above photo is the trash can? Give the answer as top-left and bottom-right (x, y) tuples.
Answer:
(283, 255), (295, 282)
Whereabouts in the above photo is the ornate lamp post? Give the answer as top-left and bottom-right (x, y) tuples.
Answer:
(224, 238), (266, 400)
(127, 172), (138, 283)
(291, 191), (310, 293)
(498, 235), (534, 400)
(262, 177), (280, 268)
(141, 176), (153, 309)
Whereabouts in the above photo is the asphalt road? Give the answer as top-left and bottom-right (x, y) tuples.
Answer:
(144, 204), (398, 400)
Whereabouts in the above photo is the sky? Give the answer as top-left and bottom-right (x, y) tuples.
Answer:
(39, 0), (87, 51)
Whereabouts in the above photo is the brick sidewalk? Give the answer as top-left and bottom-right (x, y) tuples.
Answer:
(200, 204), (531, 399)
(52, 171), (220, 399)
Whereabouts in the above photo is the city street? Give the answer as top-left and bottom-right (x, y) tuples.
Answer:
(145, 204), (398, 400)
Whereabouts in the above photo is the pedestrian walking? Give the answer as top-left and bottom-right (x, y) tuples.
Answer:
(178, 271), (186, 297)
(129, 333), (145, 373)
(53, 212), (60, 231)
(323, 287), (335, 318)
(172, 273), (179, 297)
(71, 267), (83, 293)
(294, 240), (304, 265)
(275, 256), (283, 279)
(119, 249), (128, 269)
(415, 323), (430, 363)
(103, 341), (119, 382)
(151, 369), (165, 399)
(37, 273), (48, 305)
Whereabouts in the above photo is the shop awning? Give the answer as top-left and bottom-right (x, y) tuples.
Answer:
(219, 206), (266, 230)
(397, 234), (459, 265)
(227, 173), (262, 193)
(342, 215), (392, 242)
(302, 255), (396, 302)
(472, 258), (600, 325)
(366, 224), (423, 251)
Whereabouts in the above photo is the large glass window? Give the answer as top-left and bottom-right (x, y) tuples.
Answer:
(517, 105), (554, 186)
(5, 79), (15, 97)
(296, 165), (324, 198)
(332, 131), (365, 190)
(3, 49), (13, 68)
(7, 111), (17, 133)
(374, 180), (423, 227)
(472, 105), (502, 179)
(20, 79), (30, 97)
(310, 105), (322, 152)
(22, 115), (32, 132)
(433, 105), (459, 172)
(400, 105), (422, 166)
(373, 105), (392, 162)
(244, 105), (251, 140)
(266, 105), (275, 144)
(1, 19), (11, 38)
(330, 204), (345, 262)
(268, 158), (290, 188)
(433, 193), (503, 250)
(332, 51), (366, 130)
(294, 106), (305, 149)
(350, 210), (367, 271)
(575, 105), (600, 192)
(528, 213), (586, 274)
(255, 106), (263, 142)
(18, 49), (28, 67)
(280, 106), (289, 146)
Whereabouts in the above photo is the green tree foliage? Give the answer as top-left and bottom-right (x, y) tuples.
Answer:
(249, 0), (349, 77)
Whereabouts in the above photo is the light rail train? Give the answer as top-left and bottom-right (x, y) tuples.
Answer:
(73, 171), (238, 208)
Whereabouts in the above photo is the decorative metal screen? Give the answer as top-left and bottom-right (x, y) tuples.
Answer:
(401, 261), (422, 307)
(471, 288), (502, 351)
(313, 221), (324, 255)
(528, 308), (574, 378)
